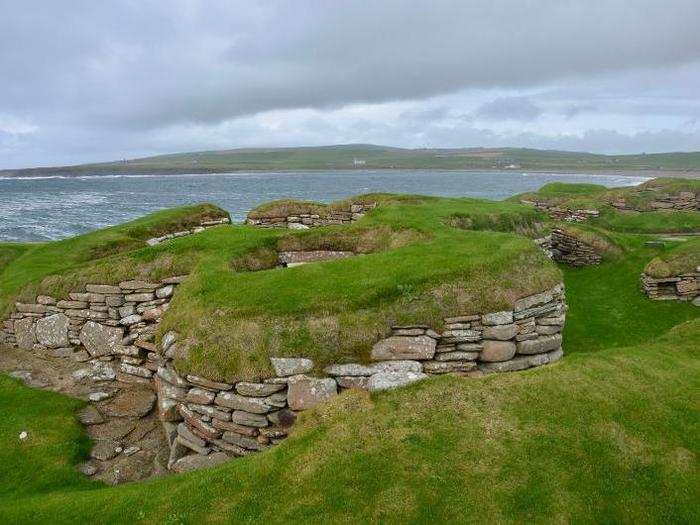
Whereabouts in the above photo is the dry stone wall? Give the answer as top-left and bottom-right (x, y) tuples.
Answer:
(611, 192), (698, 212)
(536, 229), (601, 266)
(520, 200), (600, 222)
(641, 270), (699, 303)
(146, 217), (230, 246)
(2, 279), (566, 477)
(245, 202), (376, 229)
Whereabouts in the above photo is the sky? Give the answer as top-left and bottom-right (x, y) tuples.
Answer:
(1, 1), (700, 169)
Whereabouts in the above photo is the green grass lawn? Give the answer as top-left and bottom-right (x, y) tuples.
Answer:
(0, 184), (698, 523)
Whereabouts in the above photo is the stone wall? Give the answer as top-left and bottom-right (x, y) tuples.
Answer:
(641, 271), (699, 303)
(520, 200), (600, 222)
(1, 280), (566, 477)
(245, 202), (376, 229)
(146, 217), (230, 246)
(536, 229), (601, 266)
(2, 277), (185, 376)
(611, 192), (698, 212)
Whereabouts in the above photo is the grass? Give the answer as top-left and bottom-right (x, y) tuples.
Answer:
(644, 237), (700, 278)
(0, 181), (698, 523)
(0, 321), (697, 523)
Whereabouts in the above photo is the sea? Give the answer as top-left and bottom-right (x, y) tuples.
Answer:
(0, 170), (651, 242)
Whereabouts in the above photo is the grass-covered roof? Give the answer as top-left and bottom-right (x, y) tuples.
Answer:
(510, 177), (700, 233)
(0, 194), (560, 381)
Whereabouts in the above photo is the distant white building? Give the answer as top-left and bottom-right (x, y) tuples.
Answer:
(353, 158), (366, 166)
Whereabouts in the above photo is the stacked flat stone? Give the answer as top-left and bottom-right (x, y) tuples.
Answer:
(610, 191), (698, 211)
(146, 217), (230, 246)
(245, 202), (376, 229)
(520, 200), (599, 222)
(2, 276), (187, 380)
(2, 279), (568, 474)
(641, 269), (699, 303)
(542, 229), (602, 266)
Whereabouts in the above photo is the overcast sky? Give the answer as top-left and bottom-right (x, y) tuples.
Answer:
(1, 1), (700, 168)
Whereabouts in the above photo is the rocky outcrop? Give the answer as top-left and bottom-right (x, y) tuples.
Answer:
(641, 270), (699, 302)
(246, 202), (376, 229)
(146, 218), (230, 246)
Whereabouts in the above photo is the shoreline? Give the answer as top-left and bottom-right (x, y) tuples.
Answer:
(1, 167), (699, 180)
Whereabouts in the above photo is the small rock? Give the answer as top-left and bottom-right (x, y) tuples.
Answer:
(88, 391), (112, 402)
(77, 462), (98, 476)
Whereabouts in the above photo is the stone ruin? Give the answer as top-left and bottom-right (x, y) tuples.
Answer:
(245, 202), (377, 229)
(641, 269), (699, 304)
(1, 277), (566, 481)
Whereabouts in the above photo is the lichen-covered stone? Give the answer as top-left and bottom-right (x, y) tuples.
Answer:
(14, 317), (36, 350)
(367, 371), (428, 391)
(270, 357), (314, 377)
(35, 313), (69, 348)
(480, 340), (516, 362)
(80, 321), (124, 357)
(370, 335), (436, 361)
(517, 334), (562, 355)
(481, 310), (514, 325)
(287, 376), (337, 410)
(482, 323), (517, 341)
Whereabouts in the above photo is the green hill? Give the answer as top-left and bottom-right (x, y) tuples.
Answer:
(3, 144), (700, 176)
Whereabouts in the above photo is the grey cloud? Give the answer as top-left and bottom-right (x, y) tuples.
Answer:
(2, 0), (700, 130)
(474, 97), (543, 122)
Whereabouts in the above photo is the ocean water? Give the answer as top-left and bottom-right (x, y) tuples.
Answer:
(0, 170), (650, 242)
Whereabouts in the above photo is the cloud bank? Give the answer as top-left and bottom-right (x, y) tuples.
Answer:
(1, 0), (699, 167)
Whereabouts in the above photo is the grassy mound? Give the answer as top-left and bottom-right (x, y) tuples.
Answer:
(511, 177), (700, 233)
(645, 238), (700, 278)
(0, 195), (558, 381)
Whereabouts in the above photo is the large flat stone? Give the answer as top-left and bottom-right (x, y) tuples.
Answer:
(99, 388), (156, 418)
(35, 313), (69, 348)
(235, 382), (284, 396)
(14, 317), (36, 350)
(517, 334), (562, 355)
(482, 323), (517, 341)
(370, 335), (436, 361)
(269, 357), (314, 377)
(80, 321), (124, 357)
(287, 376), (337, 410)
(170, 452), (230, 473)
(215, 392), (273, 414)
(367, 371), (428, 391)
(479, 340), (516, 362)
(481, 311), (514, 325)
